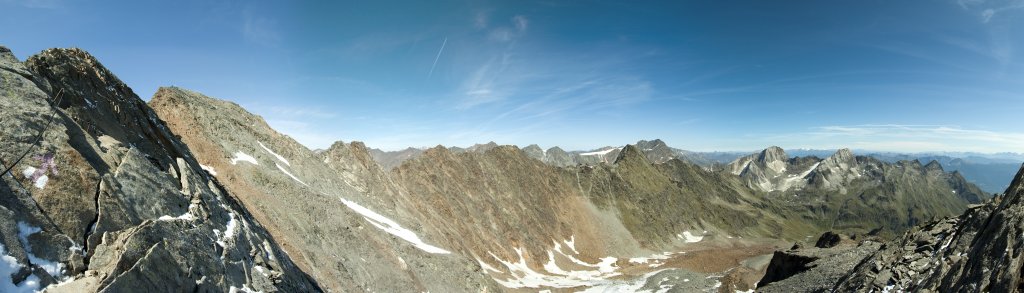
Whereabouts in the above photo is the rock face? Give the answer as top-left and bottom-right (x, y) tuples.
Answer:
(756, 163), (1024, 292)
(756, 237), (882, 292)
(833, 163), (1024, 292)
(0, 47), (318, 291)
(729, 146), (795, 191)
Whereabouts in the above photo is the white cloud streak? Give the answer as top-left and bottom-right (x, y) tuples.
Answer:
(242, 8), (280, 46)
(772, 124), (1024, 153)
(428, 37), (447, 78)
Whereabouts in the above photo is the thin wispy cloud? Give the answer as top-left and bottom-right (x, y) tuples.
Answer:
(955, 0), (1024, 22)
(487, 15), (529, 42)
(769, 125), (1024, 153)
(458, 54), (516, 109)
(428, 37), (447, 78)
(473, 11), (489, 29)
(266, 106), (338, 119)
(512, 15), (528, 32)
(242, 8), (280, 46)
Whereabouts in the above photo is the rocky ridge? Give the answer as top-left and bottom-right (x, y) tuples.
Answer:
(150, 87), (499, 292)
(0, 46), (319, 291)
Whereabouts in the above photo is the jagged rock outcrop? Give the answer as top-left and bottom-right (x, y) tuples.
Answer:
(756, 164), (1024, 292)
(832, 163), (1024, 292)
(635, 139), (676, 163)
(542, 146), (574, 166)
(756, 236), (882, 292)
(729, 146), (800, 191)
(806, 148), (860, 193)
(0, 46), (318, 291)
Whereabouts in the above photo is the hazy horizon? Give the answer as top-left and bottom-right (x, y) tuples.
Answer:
(3, 0), (1022, 153)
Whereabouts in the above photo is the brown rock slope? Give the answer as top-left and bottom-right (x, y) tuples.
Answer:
(388, 143), (819, 289)
(149, 87), (500, 292)
(1, 46), (318, 291)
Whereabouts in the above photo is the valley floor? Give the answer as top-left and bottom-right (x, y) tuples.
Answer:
(488, 236), (788, 292)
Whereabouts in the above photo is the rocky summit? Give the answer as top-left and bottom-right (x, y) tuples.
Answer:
(1, 47), (317, 291)
(1, 44), (1020, 293)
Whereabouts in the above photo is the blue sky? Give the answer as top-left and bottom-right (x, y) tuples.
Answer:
(2, 0), (1023, 152)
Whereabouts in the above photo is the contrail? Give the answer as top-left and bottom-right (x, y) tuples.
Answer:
(428, 37), (447, 78)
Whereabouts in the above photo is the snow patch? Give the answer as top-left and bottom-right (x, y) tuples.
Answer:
(230, 151), (258, 165)
(576, 269), (670, 293)
(200, 164), (218, 176)
(678, 231), (703, 243)
(0, 243), (41, 293)
(778, 162), (820, 191)
(628, 252), (670, 264)
(262, 242), (276, 261)
(253, 265), (270, 277)
(339, 198), (450, 254)
(258, 141), (290, 166)
(275, 163), (308, 186)
(16, 222), (66, 280)
(229, 284), (263, 293)
(580, 148), (619, 156)
(158, 203), (197, 221)
(487, 247), (621, 289)
(214, 212), (239, 248)
(564, 235), (578, 254)
(476, 257), (503, 274)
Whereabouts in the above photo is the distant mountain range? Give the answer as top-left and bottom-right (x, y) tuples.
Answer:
(370, 139), (1019, 194)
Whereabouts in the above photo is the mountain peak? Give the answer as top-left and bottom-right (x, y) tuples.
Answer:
(924, 160), (944, 172)
(328, 140), (348, 150)
(758, 146), (788, 163)
(833, 148), (854, 159)
(614, 144), (649, 165)
(0, 45), (17, 63)
(636, 139), (668, 148)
